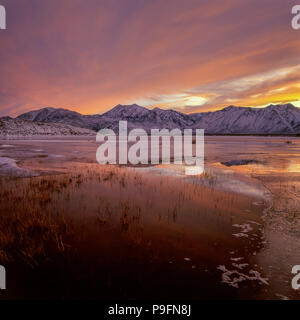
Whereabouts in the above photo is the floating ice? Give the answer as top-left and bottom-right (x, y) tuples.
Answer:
(232, 263), (249, 270)
(230, 257), (244, 262)
(217, 265), (269, 288)
(275, 293), (289, 300)
(233, 233), (249, 238)
(233, 224), (253, 233)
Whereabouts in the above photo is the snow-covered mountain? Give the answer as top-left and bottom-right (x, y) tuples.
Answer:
(17, 107), (102, 131)
(100, 104), (193, 132)
(0, 117), (95, 137)
(14, 103), (300, 135)
(17, 104), (193, 132)
(190, 104), (300, 134)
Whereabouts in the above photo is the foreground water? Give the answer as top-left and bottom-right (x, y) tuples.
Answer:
(0, 136), (300, 299)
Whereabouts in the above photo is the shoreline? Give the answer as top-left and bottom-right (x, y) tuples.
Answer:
(1, 133), (300, 140)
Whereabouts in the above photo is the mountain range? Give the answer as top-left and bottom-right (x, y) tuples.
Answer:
(1, 103), (300, 135)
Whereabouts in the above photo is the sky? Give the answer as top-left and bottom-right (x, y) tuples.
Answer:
(0, 0), (299, 117)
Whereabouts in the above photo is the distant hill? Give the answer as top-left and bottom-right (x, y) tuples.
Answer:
(14, 103), (300, 135)
(17, 107), (103, 131)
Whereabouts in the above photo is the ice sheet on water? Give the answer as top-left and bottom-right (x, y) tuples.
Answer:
(0, 144), (14, 148)
(0, 157), (37, 177)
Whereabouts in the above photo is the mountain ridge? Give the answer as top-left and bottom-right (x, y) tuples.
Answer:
(11, 103), (300, 135)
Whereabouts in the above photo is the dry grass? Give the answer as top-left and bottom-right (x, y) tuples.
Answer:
(0, 176), (74, 266)
(0, 164), (251, 265)
(0, 164), (262, 299)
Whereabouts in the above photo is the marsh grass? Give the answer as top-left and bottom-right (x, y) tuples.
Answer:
(0, 176), (74, 267)
(0, 164), (263, 299)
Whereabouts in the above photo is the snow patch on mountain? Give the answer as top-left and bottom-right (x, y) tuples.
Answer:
(0, 117), (96, 137)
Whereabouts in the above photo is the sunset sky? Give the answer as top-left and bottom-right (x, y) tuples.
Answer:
(0, 0), (299, 117)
